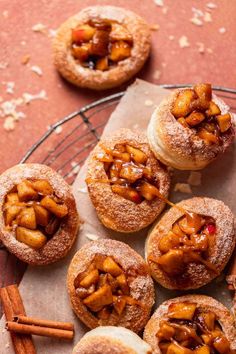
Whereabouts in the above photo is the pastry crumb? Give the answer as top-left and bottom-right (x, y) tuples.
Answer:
(6, 82), (15, 95)
(32, 23), (47, 33)
(150, 24), (160, 31)
(31, 65), (43, 76)
(174, 183), (192, 194)
(0, 62), (8, 69)
(179, 36), (190, 48)
(168, 35), (175, 41)
(153, 0), (163, 6)
(23, 90), (47, 104)
(21, 54), (30, 65)
(197, 42), (205, 54)
(219, 27), (226, 34)
(153, 70), (161, 80)
(144, 99), (154, 107)
(3, 116), (15, 131)
(206, 2), (217, 9)
(190, 17), (203, 26)
(204, 12), (212, 22)
(187, 171), (202, 186)
(86, 233), (99, 241)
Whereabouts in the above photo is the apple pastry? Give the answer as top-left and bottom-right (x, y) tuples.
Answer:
(67, 239), (154, 333)
(86, 129), (170, 233)
(147, 83), (235, 170)
(0, 164), (79, 265)
(145, 197), (235, 290)
(53, 6), (151, 90)
(144, 295), (236, 354)
(73, 326), (152, 354)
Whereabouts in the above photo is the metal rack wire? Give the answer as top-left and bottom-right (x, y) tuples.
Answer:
(1, 84), (236, 315)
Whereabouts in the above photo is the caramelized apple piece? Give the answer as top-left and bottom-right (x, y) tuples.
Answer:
(158, 231), (181, 253)
(185, 112), (205, 126)
(157, 322), (175, 340)
(72, 25), (96, 44)
(166, 343), (192, 354)
(111, 185), (142, 204)
(5, 205), (23, 226)
(17, 207), (37, 230)
(201, 311), (216, 331)
(190, 233), (208, 251)
(201, 334), (213, 345)
(72, 43), (91, 61)
(126, 145), (147, 164)
(194, 83), (212, 109)
(157, 250), (184, 275)
(177, 117), (189, 128)
(6, 193), (19, 204)
(216, 113), (231, 133)
(159, 343), (171, 354)
(17, 180), (38, 202)
(172, 222), (185, 237)
(80, 269), (99, 288)
(91, 30), (110, 57)
(119, 164), (143, 183)
(96, 56), (109, 71)
(97, 152), (113, 163)
(178, 213), (202, 234)
(198, 129), (219, 144)
(34, 205), (50, 227)
(110, 24), (133, 43)
(116, 273), (129, 295)
(103, 256), (123, 277)
(113, 296), (126, 315)
(138, 181), (159, 201)
(109, 41), (131, 62)
(205, 101), (221, 117)
(213, 335), (231, 354)
(16, 227), (47, 249)
(45, 216), (60, 235)
(168, 302), (197, 320)
(171, 89), (196, 118)
(31, 180), (53, 195)
(97, 306), (110, 320)
(83, 284), (113, 312)
(194, 346), (210, 354)
(40, 196), (68, 218)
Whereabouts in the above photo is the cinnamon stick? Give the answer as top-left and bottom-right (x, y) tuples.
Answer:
(226, 251), (236, 290)
(14, 315), (74, 331)
(0, 285), (36, 354)
(6, 321), (74, 340)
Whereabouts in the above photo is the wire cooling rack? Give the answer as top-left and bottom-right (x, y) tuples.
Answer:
(1, 84), (236, 315)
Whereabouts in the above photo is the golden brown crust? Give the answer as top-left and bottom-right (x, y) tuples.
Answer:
(0, 164), (79, 265)
(53, 6), (151, 90)
(143, 295), (236, 354)
(67, 239), (155, 333)
(86, 129), (170, 233)
(145, 197), (235, 290)
(147, 89), (235, 170)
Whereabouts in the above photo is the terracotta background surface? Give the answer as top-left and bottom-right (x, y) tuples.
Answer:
(0, 1), (235, 294)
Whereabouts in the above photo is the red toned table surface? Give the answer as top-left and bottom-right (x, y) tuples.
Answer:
(0, 1), (235, 290)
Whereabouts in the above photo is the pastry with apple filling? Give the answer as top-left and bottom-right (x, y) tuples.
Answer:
(53, 6), (151, 90)
(86, 129), (170, 233)
(73, 326), (152, 354)
(147, 83), (235, 170)
(144, 295), (236, 354)
(67, 239), (154, 333)
(0, 164), (79, 265)
(145, 197), (235, 290)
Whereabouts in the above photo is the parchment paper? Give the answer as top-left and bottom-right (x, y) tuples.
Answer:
(0, 80), (235, 353)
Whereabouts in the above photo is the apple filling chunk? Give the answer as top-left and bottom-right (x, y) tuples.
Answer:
(74, 254), (140, 319)
(156, 302), (232, 354)
(71, 20), (133, 71)
(3, 179), (68, 249)
(94, 143), (160, 204)
(149, 213), (217, 276)
(171, 83), (232, 144)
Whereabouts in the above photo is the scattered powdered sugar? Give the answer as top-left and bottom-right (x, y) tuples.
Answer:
(32, 23), (47, 33)
(153, 0), (164, 6)
(144, 99), (154, 107)
(54, 126), (63, 134)
(219, 27), (226, 34)
(31, 65), (43, 76)
(85, 233), (99, 241)
(22, 90), (47, 104)
(6, 82), (15, 94)
(179, 36), (190, 48)
(169, 35), (175, 41)
(48, 29), (57, 38)
(78, 186), (87, 193)
(187, 171), (202, 186)
(174, 183), (192, 194)
(3, 116), (16, 131)
(206, 2), (217, 9)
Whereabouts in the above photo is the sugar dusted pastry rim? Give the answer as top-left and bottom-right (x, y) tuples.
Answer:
(73, 326), (152, 354)
(0, 164), (79, 265)
(147, 89), (235, 170)
(143, 294), (236, 354)
(67, 239), (155, 333)
(145, 197), (235, 290)
(53, 6), (151, 90)
(86, 128), (170, 233)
